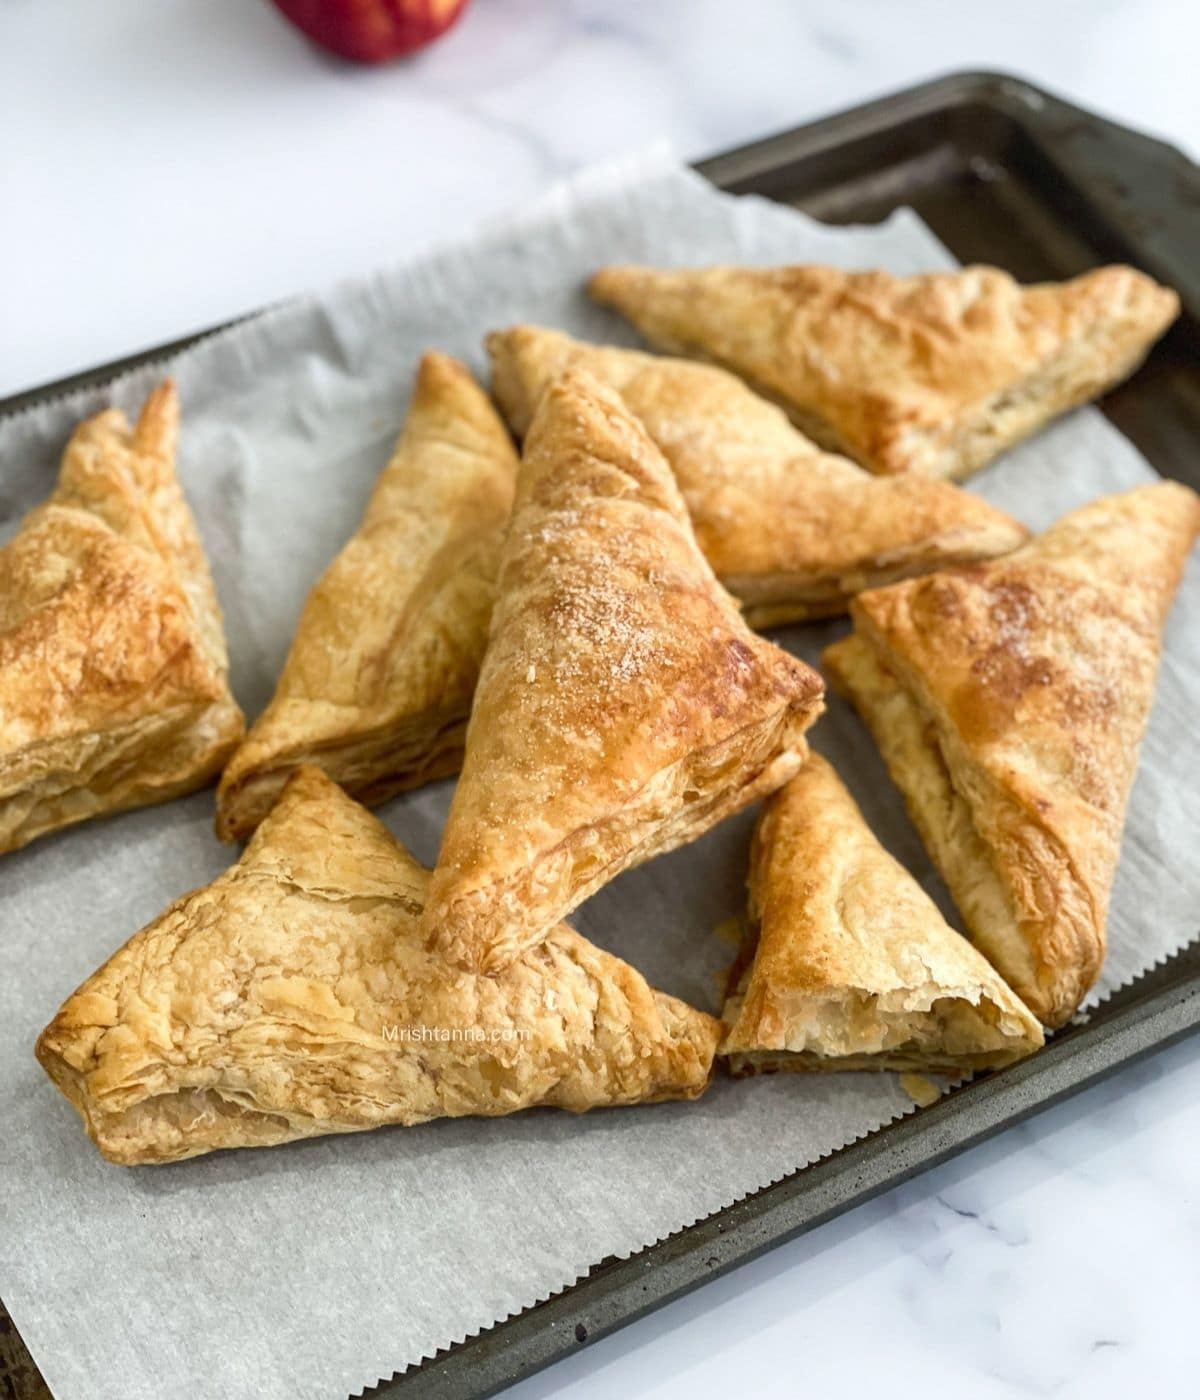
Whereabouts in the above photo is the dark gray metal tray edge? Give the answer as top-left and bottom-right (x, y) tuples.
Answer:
(2, 68), (1198, 1400)
(366, 949), (1200, 1400)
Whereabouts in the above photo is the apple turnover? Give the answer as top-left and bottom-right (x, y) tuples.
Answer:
(424, 368), (824, 974)
(215, 353), (518, 841)
(0, 381), (243, 854)
(36, 766), (721, 1165)
(487, 324), (1028, 625)
(825, 481), (1200, 1027)
(589, 262), (1179, 481)
(722, 754), (1043, 1075)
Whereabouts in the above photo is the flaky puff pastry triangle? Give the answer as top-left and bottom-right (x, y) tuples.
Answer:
(589, 262), (1179, 481)
(488, 325), (1029, 625)
(36, 766), (721, 1165)
(825, 482), (1200, 1028)
(722, 753), (1043, 1076)
(215, 353), (518, 841)
(0, 381), (243, 854)
(424, 368), (824, 974)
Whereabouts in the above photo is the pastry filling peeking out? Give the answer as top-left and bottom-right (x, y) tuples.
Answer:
(723, 984), (1035, 1075)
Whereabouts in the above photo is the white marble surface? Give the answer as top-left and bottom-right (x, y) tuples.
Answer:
(0, 0), (1196, 400)
(2, 2), (1199, 1397)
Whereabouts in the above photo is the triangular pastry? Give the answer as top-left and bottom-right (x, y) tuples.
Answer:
(424, 368), (825, 974)
(824, 482), (1200, 1027)
(721, 753), (1043, 1075)
(215, 353), (518, 841)
(0, 381), (243, 854)
(589, 262), (1179, 481)
(488, 325), (1029, 625)
(36, 766), (722, 1165)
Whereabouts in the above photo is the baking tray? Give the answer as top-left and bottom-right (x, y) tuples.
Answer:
(2, 69), (1198, 1400)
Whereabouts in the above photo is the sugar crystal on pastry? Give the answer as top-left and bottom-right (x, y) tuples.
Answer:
(825, 481), (1200, 1027)
(424, 367), (825, 974)
(488, 323), (1030, 624)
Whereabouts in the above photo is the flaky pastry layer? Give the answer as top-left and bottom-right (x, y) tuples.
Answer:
(588, 262), (1179, 480)
(0, 381), (242, 852)
(825, 482), (1200, 1026)
(37, 767), (721, 1165)
(216, 353), (518, 841)
(424, 369), (824, 974)
(721, 754), (1042, 1074)
(487, 324), (1028, 624)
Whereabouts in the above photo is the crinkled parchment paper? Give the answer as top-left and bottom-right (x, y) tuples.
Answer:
(1, 149), (1197, 1400)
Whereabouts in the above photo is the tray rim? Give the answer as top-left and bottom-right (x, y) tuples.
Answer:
(3, 67), (1199, 1400)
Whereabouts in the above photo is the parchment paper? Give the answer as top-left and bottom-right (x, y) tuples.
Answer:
(1, 149), (1197, 1400)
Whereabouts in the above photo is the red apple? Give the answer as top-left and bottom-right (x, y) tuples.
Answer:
(271, 0), (470, 64)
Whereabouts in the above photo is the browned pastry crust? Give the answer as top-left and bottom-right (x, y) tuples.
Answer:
(423, 368), (825, 975)
(487, 325), (1029, 626)
(0, 381), (243, 853)
(215, 353), (518, 841)
(588, 262), (1179, 481)
(824, 482), (1200, 1027)
(721, 753), (1043, 1075)
(36, 766), (721, 1165)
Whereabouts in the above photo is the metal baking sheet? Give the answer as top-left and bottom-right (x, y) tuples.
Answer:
(3, 70), (1198, 1400)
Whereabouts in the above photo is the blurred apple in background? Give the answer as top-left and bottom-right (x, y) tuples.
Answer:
(270, 0), (470, 63)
